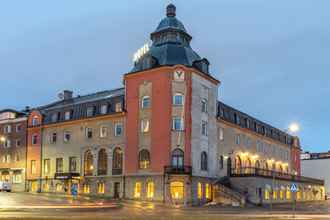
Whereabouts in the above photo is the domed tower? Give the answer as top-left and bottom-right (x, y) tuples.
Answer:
(131, 4), (210, 74)
(124, 4), (220, 204)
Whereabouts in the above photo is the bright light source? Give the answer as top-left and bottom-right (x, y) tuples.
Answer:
(288, 123), (300, 133)
(0, 136), (5, 142)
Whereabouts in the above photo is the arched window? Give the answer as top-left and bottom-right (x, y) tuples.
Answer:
(245, 158), (252, 174)
(97, 149), (107, 176)
(84, 150), (94, 176)
(141, 96), (150, 108)
(171, 149), (184, 168)
(112, 147), (123, 175)
(201, 151), (208, 171)
(255, 160), (261, 169)
(235, 156), (242, 174)
(139, 149), (150, 169)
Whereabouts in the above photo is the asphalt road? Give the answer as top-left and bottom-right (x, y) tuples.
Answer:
(0, 192), (330, 220)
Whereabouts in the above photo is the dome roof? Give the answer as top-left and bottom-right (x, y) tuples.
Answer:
(131, 4), (210, 75)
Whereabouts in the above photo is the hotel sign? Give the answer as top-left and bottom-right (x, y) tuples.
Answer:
(133, 42), (151, 63)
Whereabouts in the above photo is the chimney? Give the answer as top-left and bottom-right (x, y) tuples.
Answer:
(63, 90), (73, 100)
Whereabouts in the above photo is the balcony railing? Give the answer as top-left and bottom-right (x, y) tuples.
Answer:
(164, 165), (192, 175)
(112, 168), (122, 175)
(230, 167), (324, 185)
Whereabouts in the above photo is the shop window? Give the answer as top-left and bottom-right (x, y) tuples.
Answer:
(12, 171), (22, 183)
(43, 183), (49, 192)
(31, 181), (38, 192)
(134, 182), (142, 198)
(83, 184), (90, 194)
(205, 183), (211, 200)
(265, 189), (270, 200)
(146, 182), (154, 199)
(139, 149), (150, 169)
(98, 182), (105, 194)
(56, 183), (63, 192)
(273, 190), (277, 200)
(170, 181), (184, 200)
(280, 190), (284, 200)
(286, 187), (291, 200)
(197, 182), (202, 199)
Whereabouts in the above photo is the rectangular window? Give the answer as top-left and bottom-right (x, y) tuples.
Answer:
(51, 113), (58, 123)
(44, 159), (50, 175)
(63, 131), (71, 143)
(86, 128), (93, 139)
(64, 111), (71, 120)
(146, 182), (154, 199)
(134, 182), (142, 198)
(100, 126), (108, 138)
(198, 182), (202, 199)
(141, 119), (150, 133)
(83, 184), (90, 194)
(4, 139), (11, 148)
(201, 99), (208, 113)
(16, 139), (21, 147)
(173, 94), (184, 106)
(114, 123), (123, 136)
(32, 134), (38, 145)
(98, 182), (105, 194)
(115, 102), (122, 112)
(265, 189), (270, 200)
(50, 132), (57, 144)
(219, 127), (224, 140)
(69, 157), (77, 172)
(86, 106), (95, 117)
(16, 124), (22, 132)
(4, 125), (11, 133)
(205, 183), (211, 199)
(56, 158), (63, 173)
(31, 160), (36, 175)
(12, 171), (22, 183)
(172, 117), (184, 131)
(202, 121), (208, 136)
(101, 104), (108, 114)
(141, 96), (150, 108)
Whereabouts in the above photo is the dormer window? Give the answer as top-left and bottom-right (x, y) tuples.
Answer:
(32, 116), (39, 126)
(100, 104), (108, 115)
(51, 113), (58, 123)
(64, 111), (71, 121)
(86, 106), (95, 117)
(115, 103), (122, 112)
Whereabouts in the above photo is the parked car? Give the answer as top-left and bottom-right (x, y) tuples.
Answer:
(0, 181), (12, 192)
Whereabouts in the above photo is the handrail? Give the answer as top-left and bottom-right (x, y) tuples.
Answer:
(230, 167), (324, 185)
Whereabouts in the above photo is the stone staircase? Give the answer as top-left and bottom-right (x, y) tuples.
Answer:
(212, 177), (246, 207)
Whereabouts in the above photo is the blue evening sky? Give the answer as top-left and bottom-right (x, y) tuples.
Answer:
(0, 0), (329, 152)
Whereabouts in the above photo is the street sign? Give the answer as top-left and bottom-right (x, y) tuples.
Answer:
(290, 183), (298, 193)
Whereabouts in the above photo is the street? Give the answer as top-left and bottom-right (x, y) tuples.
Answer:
(1, 193), (330, 219)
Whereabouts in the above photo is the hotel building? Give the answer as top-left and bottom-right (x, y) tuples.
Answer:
(22, 4), (324, 205)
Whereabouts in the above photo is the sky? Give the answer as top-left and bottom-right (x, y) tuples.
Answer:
(0, 0), (329, 152)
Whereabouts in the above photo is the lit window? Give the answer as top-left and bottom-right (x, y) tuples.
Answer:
(114, 123), (123, 136)
(273, 189), (277, 200)
(44, 159), (50, 175)
(173, 93), (184, 106)
(170, 181), (184, 199)
(286, 187), (291, 200)
(205, 183), (211, 200)
(98, 182), (105, 194)
(43, 183), (49, 192)
(115, 102), (122, 112)
(147, 182), (154, 199)
(32, 134), (38, 145)
(139, 149), (150, 169)
(56, 183), (63, 192)
(201, 99), (208, 113)
(86, 106), (95, 117)
(265, 189), (270, 200)
(141, 96), (150, 108)
(172, 117), (184, 131)
(201, 121), (208, 136)
(83, 184), (90, 194)
(134, 182), (142, 198)
(31, 160), (36, 174)
(280, 189), (284, 200)
(198, 182), (202, 199)
(101, 104), (108, 115)
(86, 128), (93, 139)
(141, 119), (150, 133)
(100, 126), (108, 138)
(64, 111), (71, 120)
(219, 127), (224, 141)
(84, 150), (94, 176)
(63, 131), (71, 142)
(50, 132), (57, 144)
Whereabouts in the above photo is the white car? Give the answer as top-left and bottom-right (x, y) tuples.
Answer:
(0, 181), (12, 192)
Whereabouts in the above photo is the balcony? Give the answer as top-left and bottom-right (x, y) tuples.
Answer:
(230, 167), (324, 185)
(164, 166), (192, 175)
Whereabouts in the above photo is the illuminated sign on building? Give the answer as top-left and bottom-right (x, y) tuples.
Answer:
(133, 42), (151, 63)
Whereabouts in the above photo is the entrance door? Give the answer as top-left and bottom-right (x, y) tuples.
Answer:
(227, 158), (232, 176)
(114, 182), (120, 199)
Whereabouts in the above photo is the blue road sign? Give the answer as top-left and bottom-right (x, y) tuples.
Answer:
(290, 183), (298, 193)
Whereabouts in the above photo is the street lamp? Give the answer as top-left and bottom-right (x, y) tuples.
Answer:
(0, 136), (6, 142)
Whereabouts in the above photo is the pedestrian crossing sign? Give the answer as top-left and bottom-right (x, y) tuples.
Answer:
(290, 183), (298, 193)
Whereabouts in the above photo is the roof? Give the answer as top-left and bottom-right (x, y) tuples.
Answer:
(36, 88), (124, 112)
